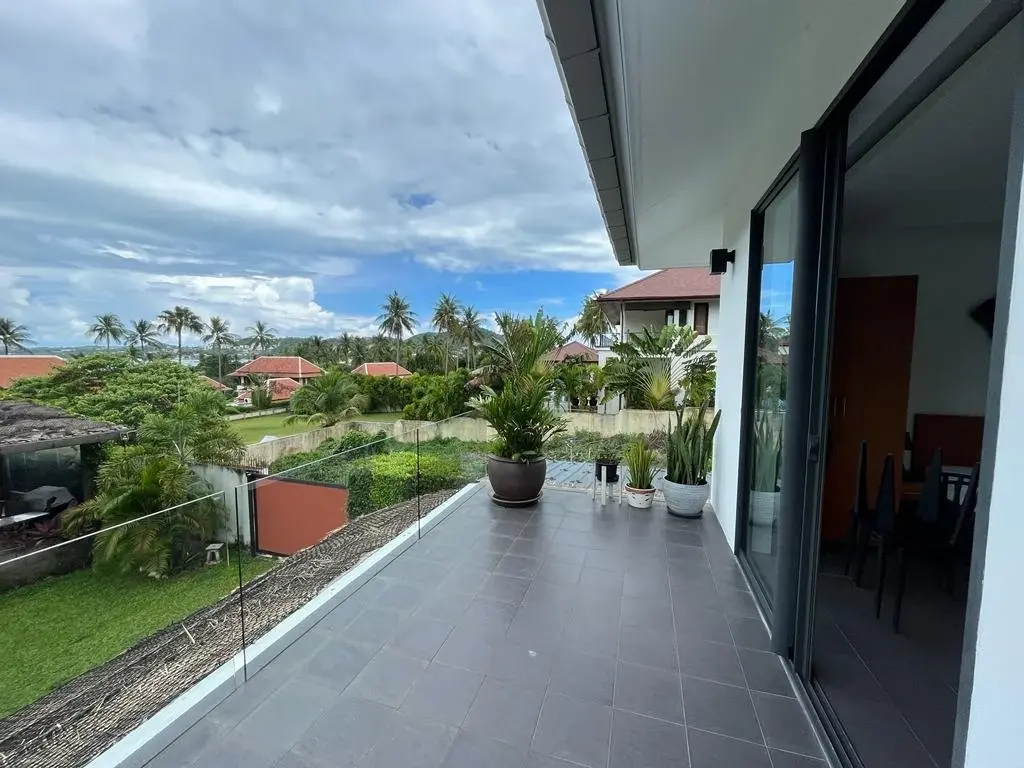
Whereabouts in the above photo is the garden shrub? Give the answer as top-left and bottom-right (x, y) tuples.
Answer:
(268, 429), (388, 474)
(346, 452), (462, 517)
(354, 374), (414, 413)
(402, 370), (471, 421)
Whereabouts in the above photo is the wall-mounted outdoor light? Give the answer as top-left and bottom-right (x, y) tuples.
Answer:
(710, 248), (735, 275)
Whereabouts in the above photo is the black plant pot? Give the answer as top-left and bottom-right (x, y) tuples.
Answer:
(487, 455), (546, 507)
(594, 458), (620, 484)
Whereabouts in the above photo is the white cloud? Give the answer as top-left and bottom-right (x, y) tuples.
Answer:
(0, 0), (621, 341)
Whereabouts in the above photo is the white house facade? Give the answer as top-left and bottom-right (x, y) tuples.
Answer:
(541, 1), (1024, 766)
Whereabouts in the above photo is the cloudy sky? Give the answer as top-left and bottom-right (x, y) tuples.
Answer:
(0, 0), (637, 346)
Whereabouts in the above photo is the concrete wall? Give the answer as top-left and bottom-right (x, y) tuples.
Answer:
(243, 411), (693, 466)
(840, 222), (1000, 428)
(192, 464), (253, 547)
(225, 407), (287, 422)
(710, 228), (751, 551)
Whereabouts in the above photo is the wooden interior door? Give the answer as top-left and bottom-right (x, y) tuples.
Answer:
(820, 276), (917, 540)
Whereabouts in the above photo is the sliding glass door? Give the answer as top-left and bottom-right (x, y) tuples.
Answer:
(742, 175), (799, 598)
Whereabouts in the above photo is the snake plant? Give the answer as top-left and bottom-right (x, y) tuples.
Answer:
(666, 403), (722, 486)
(624, 439), (655, 490)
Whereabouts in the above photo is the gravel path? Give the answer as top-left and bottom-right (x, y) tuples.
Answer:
(0, 489), (460, 768)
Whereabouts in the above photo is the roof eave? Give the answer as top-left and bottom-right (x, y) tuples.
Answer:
(0, 428), (125, 456)
(538, 0), (636, 268)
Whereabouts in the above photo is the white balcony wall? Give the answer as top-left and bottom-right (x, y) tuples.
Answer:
(963, 157), (1024, 768)
(710, 230), (751, 550)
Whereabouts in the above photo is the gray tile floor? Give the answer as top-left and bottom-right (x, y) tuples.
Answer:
(814, 550), (966, 767)
(146, 486), (825, 768)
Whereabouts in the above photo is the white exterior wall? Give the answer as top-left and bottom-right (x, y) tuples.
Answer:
(623, 309), (669, 334)
(962, 173), (1024, 768)
(710, 230), (750, 550)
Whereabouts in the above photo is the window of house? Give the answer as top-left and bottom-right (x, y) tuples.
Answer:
(694, 303), (709, 334)
(665, 310), (675, 326)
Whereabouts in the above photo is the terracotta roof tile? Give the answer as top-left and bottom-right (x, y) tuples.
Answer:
(597, 268), (720, 301)
(228, 356), (323, 378)
(351, 362), (413, 377)
(199, 375), (231, 392)
(547, 342), (598, 363)
(0, 355), (66, 388)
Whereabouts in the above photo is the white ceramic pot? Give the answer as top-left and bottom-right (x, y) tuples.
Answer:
(663, 479), (709, 518)
(750, 490), (780, 526)
(624, 485), (655, 509)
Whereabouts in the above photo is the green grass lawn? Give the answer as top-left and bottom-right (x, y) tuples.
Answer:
(0, 556), (275, 717)
(231, 411), (403, 444)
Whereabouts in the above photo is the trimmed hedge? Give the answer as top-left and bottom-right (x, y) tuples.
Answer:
(347, 452), (462, 518)
(268, 429), (388, 475)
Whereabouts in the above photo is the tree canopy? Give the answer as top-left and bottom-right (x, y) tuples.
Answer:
(0, 353), (217, 427)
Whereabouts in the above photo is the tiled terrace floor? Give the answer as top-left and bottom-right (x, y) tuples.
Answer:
(146, 485), (826, 768)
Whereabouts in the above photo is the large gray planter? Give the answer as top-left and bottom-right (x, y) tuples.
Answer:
(663, 478), (709, 518)
(487, 455), (546, 507)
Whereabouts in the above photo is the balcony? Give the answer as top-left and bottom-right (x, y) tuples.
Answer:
(144, 485), (824, 768)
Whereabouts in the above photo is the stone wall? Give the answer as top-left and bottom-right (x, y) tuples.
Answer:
(242, 410), (699, 466)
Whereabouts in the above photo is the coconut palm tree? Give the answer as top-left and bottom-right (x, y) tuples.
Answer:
(377, 291), (416, 365)
(246, 320), (277, 357)
(369, 333), (392, 362)
(350, 336), (369, 367)
(460, 306), (484, 370)
(127, 319), (160, 358)
(338, 332), (354, 366)
(573, 293), (611, 346)
(157, 306), (204, 364)
(202, 316), (238, 381)
(0, 317), (32, 354)
(288, 370), (369, 427)
(89, 313), (126, 351)
(432, 293), (461, 373)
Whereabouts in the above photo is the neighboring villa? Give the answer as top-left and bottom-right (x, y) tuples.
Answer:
(231, 377), (302, 407)
(351, 362), (412, 378)
(595, 267), (721, 364)
(0, 355), (66, 389)
(199, 375), (231, 393)
(546, 341), (598, 364)
(228, 356), (323, 385)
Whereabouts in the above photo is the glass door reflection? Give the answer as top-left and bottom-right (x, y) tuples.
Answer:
(745, 176), (798, 598)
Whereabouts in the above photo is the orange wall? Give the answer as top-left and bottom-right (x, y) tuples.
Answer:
(254, 478), (348, 556)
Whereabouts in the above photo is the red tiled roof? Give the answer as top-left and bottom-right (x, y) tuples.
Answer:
(234, 377), (302, 404)
(0, 355), (66, 388)
(597, 268), (721, 301)
(200, 375), (231, 392)
(267, 377), (302, 402)
(352, 362), (413, 378)
(228, 356), (323, 378)
(547, 342), (598, 363)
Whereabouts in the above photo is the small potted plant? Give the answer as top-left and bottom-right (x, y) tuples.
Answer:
(662, 403), (722, 518)
(594, 451), (620, 484)
(623, 439), (656, 508)
(750, 411), (782, 525)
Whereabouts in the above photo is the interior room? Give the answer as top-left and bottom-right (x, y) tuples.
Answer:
(810, 19), (1015, 768)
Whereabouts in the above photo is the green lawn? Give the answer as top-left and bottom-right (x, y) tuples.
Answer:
(231, 411), (403, 444)
(0, 556), (274, 717)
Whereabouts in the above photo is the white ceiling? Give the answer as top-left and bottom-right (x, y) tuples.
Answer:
(843, 17), (1019, 230)
(614, 0), (905, 266)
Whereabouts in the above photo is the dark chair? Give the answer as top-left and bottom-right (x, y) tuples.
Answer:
(941, 462), (980, 595)
(892, 449), (943, 631)
(843, 440), (871, 583)
(871, 454), (898, 620)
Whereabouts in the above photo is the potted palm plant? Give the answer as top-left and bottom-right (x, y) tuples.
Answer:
(623, 439), (656, 508)
(750, 410), (782, 525)
(662, 403), (722, 518)
(470, 311), (568, 507)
